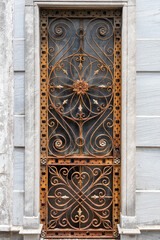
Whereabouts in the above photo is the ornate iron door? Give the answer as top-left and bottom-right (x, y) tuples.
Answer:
(40, 9), (121, 239)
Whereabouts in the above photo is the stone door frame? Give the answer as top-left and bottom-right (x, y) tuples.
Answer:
(21, 0), (137, 239)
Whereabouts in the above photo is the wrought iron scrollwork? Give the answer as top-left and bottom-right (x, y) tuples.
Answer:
(40, 9), (121, 239)
(48, 17), (114, 157)
(48, 165), (113, 230)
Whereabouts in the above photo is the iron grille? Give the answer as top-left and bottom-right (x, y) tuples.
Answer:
(40, 9), (121, 239)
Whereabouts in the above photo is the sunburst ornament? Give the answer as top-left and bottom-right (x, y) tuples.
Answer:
(73, 79), (89, 95)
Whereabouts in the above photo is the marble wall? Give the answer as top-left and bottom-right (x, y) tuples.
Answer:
(136, 0), (160, 234)
(0, 0), (160, 239)
(0, 0), (14, 233)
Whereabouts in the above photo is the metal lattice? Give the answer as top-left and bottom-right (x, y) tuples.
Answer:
(40, 9), (121, 239)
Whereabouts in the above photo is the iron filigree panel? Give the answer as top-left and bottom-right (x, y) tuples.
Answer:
(40, 9), (121, 239)
(48, 165), (113, 230)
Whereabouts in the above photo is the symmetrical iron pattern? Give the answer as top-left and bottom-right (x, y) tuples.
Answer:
(48, 165), (113, 230)
(40, 9), (121, 239)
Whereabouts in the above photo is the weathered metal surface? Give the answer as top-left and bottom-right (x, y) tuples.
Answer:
(40, 9), (121, 239)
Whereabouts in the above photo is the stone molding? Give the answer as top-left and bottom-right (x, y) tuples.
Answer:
(118, 225), (141, 235)
(26, 0), (130, 6)
(24, 0), (137, 239)
(19, 225), (43, 235)
(23, 215), (40, 229)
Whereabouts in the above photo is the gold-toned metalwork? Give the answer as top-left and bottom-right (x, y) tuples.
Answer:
(40, 9), (121, 239)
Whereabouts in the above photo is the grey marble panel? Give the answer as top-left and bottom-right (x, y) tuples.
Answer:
(12, 233), (23, 240)
(136, 72), (160, 116)
(137, 40), (160, 71)
(14, 116), (25, 147)
(14, 0), (25, 38)
(136, 191), (160, 225)
(14, 72), (25, 115)
(0, 0), (14, 227)
(136, 148), (160, 190)
(0, 154), (8, 174)
(137, 232), (160, 240)
(14, 40), (25, 71)
(14, 148), (25, 191)
(0, 234), (10, 240)
(121, 236), (137, 240)
(136, 117), (160, 147)
(136, 0), (160, 39)
(12, 191), (24, 226)
(0, 175), (9, 225)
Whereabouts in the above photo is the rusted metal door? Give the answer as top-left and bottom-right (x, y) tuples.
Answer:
(40, 9), (121, 239)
